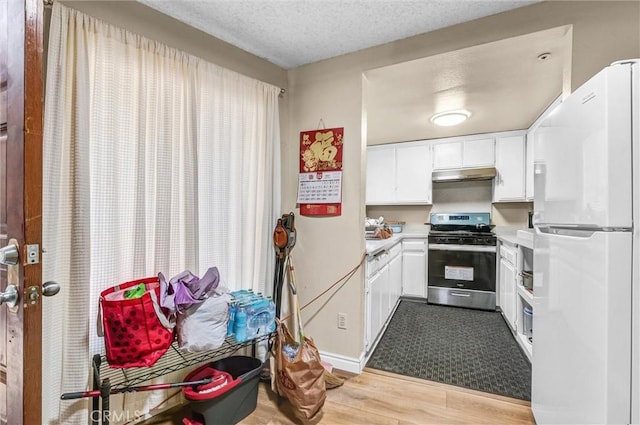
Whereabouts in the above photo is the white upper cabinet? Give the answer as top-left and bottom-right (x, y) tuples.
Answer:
(432, 142), (462, 169)
(366, 141), (432, 205)
(432, 137), (495, 170)
(395, 144), (432, 203)
(494, 133), (526, 202)
(525, 130), (535, 200)
(366, 145), (396, 204)
(462, 138), (495, 168)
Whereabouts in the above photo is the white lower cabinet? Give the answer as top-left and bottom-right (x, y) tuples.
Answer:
(365, 243), (402, 352)
(516, 237), (534, 361)
(498, 242), (518, 331)
(388, 252), (402, 317)
(401, 239), (427, 298)
(497, 235), (535, 362)
(370, 262), (388, 347)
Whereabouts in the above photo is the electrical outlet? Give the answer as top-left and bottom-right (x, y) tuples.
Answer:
(337, 313), (347, 329)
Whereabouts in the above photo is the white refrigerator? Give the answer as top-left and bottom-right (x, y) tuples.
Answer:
(532, 59), (639, 424)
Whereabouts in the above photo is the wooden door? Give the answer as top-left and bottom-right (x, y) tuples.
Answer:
(0, 0), (44, 423)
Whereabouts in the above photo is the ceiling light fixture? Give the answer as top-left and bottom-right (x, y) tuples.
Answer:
(430, 110), (471, 127)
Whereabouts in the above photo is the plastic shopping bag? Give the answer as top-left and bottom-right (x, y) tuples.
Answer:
(176, 288), (231, 352)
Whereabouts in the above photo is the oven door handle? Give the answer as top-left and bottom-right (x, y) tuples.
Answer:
(450, 292), (472, 297)
(428, 244), (496, 253)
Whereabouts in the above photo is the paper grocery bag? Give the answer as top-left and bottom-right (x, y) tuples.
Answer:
(272, 318), (326, 420)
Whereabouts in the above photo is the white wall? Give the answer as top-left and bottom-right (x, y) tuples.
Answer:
(431, 180), (493, 214)
(284, 69), (367, 362)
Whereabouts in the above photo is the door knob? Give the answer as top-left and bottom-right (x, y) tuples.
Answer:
(0, 242), (19, 266)
(0, 285), (18, 308)
(26, 281), (61, 306)
(42, 281), (61, 297)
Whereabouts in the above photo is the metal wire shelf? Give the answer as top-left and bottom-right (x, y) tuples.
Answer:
(92, 333), (271, 391)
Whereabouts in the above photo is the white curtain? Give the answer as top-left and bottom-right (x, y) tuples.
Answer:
(42, 3), (281, 424)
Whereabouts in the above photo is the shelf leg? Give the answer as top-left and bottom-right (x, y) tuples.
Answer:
(92, 355), (101, 425)
(101, 378), (111, 425)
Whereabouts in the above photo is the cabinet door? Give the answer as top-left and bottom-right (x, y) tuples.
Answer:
(402, 240), (427, 297)
(494, 135), (525, 201)
(388, 253), (403, 314)
(432, 141), (462, 170)
(499, 257), (517, 331)
(369, 270), (382, 342)
(463, 138), (495, 168)
(370, 264), (389, 341)
(364, 277), (372, 352)
(526, 130), (535, 201)
(366, 146), (396, 204)
(396, 144), (431, 203)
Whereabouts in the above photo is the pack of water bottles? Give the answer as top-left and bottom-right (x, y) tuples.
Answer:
(227, 290), (276, 343)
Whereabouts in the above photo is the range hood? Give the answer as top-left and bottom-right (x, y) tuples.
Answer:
(432, 167), (496, 183)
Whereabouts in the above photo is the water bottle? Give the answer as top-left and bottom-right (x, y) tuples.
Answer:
(227, 302), (237, 337)
(234, 304), (247, 342)
(266, 298), (276, 332)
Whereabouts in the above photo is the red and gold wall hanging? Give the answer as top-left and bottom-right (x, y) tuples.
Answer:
(297, 127), (344, 216)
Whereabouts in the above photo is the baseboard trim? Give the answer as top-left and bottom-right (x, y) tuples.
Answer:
(319, 350), (365, 374)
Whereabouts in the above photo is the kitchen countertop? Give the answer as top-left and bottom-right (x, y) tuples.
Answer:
(366, 225), (533, 257)
(494, 226), (535, 247)
(516, 228), (535, 249)
(494, 226), (520, 245)
(365, 224), (430, 257)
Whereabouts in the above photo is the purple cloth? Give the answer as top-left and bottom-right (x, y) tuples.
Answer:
(159, 267), (220, 314)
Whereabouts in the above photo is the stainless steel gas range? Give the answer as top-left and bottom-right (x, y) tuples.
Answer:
(427, 212), (497, 311)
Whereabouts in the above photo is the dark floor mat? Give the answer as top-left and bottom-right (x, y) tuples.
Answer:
(366, 300), (531, 400)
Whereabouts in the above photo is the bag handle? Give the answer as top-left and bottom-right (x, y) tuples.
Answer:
(285, 257), (305, 341)
(96, 297), (104, 337)
(97, 283), (121, 337)
(149, 287), (175, 330)
(97, 278), (175, 336)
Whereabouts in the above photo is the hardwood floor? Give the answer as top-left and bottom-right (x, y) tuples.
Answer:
(145, 368), (535, 424)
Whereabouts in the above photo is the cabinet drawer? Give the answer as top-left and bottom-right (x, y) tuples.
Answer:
(499, 245), (517, 265)
(403, 239), (426, 252)
(389, 243), (402, 259)
(367, 257), (379, 278)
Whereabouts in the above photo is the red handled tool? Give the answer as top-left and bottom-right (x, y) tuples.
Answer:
(60, 377), (213, 400)
(273, 212), (296, 319)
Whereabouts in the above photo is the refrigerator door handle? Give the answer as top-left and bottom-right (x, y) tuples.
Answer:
(531, 211), (542, 226)
(536, 226), (597, 238)
(537, 224), (632, 236)
(535, 226), (632, 238)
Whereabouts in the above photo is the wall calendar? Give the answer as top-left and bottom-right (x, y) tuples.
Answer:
(298, 127), (344, 216)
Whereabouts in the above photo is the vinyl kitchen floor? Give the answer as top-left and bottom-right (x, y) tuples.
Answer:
(143, 369), (534, 425)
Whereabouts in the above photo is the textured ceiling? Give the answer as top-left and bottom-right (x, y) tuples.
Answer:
(137, 0), (540, 69)
(366, 26), (569, 144)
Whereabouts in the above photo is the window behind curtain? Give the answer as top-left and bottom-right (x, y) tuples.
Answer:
(42, 3), (281, 423)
